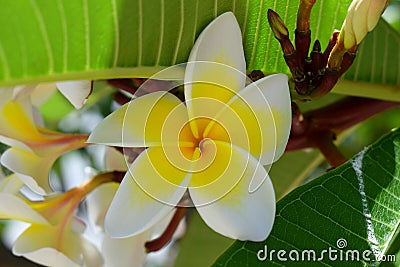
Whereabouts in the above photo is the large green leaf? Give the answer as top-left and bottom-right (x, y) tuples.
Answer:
(214, 128), (400, 266)
(0, 1), (398, 99)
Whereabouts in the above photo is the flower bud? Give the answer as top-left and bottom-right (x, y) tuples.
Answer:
(267, 9), (289, 41)
(339, 0), (389, 50)
(267, 9), (295, 56)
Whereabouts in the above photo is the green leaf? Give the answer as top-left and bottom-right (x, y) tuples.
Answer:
(1, 1), (399, 100)
(269, 149), (323, 200)
(0, 0), (350, 83)
(213, 128), (400, 266)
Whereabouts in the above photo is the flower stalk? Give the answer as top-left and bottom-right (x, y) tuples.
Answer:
(31, 171), (125, 221)
(295, 0), (315, 66)
(287, 97), (400, 166)
(145, 207), (186, 252)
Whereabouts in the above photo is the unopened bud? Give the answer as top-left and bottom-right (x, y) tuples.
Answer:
(267, 9), (289, 40)
(339, 0), (389, 50)
(267, 9), (295, 56)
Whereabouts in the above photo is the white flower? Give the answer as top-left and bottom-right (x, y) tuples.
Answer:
(89, 12), (291, 241)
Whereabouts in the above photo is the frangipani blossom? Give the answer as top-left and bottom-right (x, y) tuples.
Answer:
(0, 87), (88, 156)
(89, 12), (291, 241)
(0, 87), (89, 193)
(0, 186), (102, 267)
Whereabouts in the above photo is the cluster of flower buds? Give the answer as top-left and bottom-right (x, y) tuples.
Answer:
(267, 0), (389, 99)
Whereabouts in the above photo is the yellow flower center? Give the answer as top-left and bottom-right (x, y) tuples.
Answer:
(160, 116), (232, 188)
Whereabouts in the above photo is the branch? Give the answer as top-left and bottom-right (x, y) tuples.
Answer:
(287, 97), (400, 164)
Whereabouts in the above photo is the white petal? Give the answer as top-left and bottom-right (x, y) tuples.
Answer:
(184, 12), (246, 137)
(1, 147), (54, 193)
(352, 0), (370, 44)
(189, 142), (275, 241)
(104, 147), (129, 171)
(19, 173), (47, 196)
(80, 235), (104, 267)
(56, 80), (92, 109)
(86, 183), (119, 232)
(30, 83), (58, 106)
(0, 174), (25, 194)
(105, 147), (190, 238)
(204, 74), (291, 167)
(88, 91), (188, 147)
(187, 12), (245, 84)
(11, 85), (36, 101)
(249, 164), (272, 193)
(0, 194), (48, 224)
(13, 224), (103, 267)
(0, 87), (15, 107)
(14, 247), (80, 267)
(367, 0), (388, 31)
(102, 231), (150, 267)
(0, 135), (32, 151)
(150, 209), (176, 238)
(228, 73), (291, 164)
(71, 216), (87, 234)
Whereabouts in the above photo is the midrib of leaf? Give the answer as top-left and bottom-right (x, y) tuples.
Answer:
(213, 129), (400, 266)
(333, 80), (400, 102)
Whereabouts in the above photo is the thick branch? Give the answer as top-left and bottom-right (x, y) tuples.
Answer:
(312, 131), (347, 168)
(287, 97), (400, 152)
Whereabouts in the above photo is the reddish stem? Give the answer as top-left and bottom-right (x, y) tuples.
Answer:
(108, 79), (138, 94)
(312, 131), (347, 167)
(113, 92), (132, 105)
(145, 207), (186, 252)
(309, 97), (399, 132)
(287, 97), (400, 152)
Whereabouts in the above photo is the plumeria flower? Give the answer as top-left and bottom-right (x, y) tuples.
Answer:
(89, 12), (291, 241)
(0, 180), (103, 267)
(0, 87), (89, 193)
